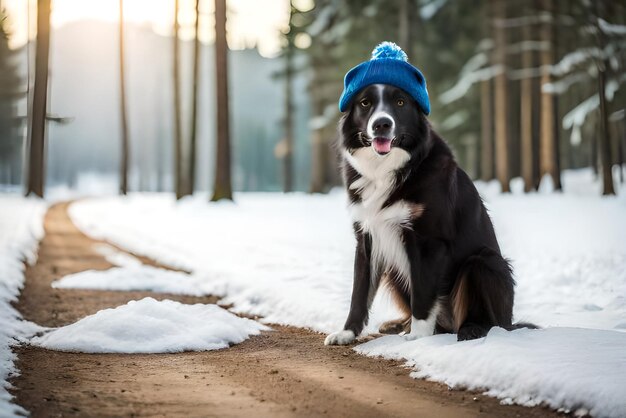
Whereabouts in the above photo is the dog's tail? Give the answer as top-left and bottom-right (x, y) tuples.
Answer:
(505, 322), (540, 331)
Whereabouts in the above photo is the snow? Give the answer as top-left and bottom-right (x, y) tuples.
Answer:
(420, 0), (448, 20)
(542, 72), (589, 96)
(506, 40), (549, 54)
(92, 243), (142, 267)
(599, 18), (626, 36)
(562, 94), (599, 131)
(356, 327), (626, 418)
(66, 169), (626, 416)
(476, 170), (626, 332)
(52, 265), (209, 295)
(551, 48), (596, 76)
(439, 64), (503, 105)
(32, 297), (269, 354)
(440, 110), (469, 131)
(69, 192), (372, 333)
(0, 196), (47, 417)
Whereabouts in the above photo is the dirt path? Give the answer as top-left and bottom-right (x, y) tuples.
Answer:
(10, 203), (560, 418)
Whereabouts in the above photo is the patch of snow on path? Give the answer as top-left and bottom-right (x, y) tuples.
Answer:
(92, 243), (142, 267)
(33, 297), (269, 353)
(52, 265), (206, 296)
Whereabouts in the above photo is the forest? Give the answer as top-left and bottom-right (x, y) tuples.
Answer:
(0, 0), (625, 197)
(293, 0), (626, 195)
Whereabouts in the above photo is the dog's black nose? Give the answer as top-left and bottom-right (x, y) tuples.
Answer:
(372, 116), (393, 134)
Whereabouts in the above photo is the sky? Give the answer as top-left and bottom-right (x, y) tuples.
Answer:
(2, 0), (311, 57)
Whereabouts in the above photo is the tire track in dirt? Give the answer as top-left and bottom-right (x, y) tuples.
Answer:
(10, 203), (560, 417)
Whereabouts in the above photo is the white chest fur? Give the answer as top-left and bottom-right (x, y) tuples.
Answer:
(345, 147), (413, 286)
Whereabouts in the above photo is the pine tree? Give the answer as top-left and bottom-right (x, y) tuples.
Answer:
(593, 0), (616, 195)
(0, 10), (22, 185)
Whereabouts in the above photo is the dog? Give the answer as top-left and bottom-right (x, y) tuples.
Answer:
(325, 82), (528, 346)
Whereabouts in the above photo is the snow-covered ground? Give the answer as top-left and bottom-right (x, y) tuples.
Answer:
(66, 169), (626, 417)
(0, 196), (46, 417)
(357, 328), (626, 417)
(53, 265), (209, 296)
(33, 297), (269, 353)
(70, 189), (365, 332)
(92, 243), (143, 268)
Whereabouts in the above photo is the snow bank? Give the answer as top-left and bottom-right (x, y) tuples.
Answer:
(476, 170), (626, 332)
(92, 243), (142, 267)
(356, 327), (626, 418)
(68, 169), (626, 415)
(52, 265), (207, 296)
(32, 297), (269, 353)
(0, 196), (46, 417)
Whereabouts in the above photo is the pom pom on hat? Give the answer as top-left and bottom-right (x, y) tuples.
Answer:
(338, 42), (430, 115)
(371, 42), (408, 61)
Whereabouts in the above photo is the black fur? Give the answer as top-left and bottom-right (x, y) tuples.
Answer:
(337, 84), (528, 341)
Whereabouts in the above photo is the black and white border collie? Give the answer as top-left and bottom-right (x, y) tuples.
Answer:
(325, 84), (529, 346)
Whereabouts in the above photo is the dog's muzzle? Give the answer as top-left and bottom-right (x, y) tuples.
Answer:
(372, 137), (392, 155)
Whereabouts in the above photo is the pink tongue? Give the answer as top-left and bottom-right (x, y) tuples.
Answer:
(373, 137), (392, 154)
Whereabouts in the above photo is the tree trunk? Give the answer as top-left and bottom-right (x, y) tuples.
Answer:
(309, 100), (326, 193)
(480, 79), (494, 181)
(210, 0), (233, 201)
(398, 0), (409, 50)
(480, 0), (494, 182)
(26, 0), (51, 198)
(187, 0), (201, 196)
(283, 38), (294, 193)
(520, 8), (534, 192)
(118, 0), (130, 195)
(538, 0), (561, 191)
(597, 65), (615, 195)
(309, 132), (326, 193)
(591, 0), (616, 195)
(552, 92), (562, 182)
(591, 118), (598, 176)
(173, 0), (186, 199)
(531, 33), (542, 190)
(492, 0), (510, 192)
(551, 3), (562, 187)
(617, 116), (626, 184)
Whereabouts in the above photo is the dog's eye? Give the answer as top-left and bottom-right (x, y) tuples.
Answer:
(397, 99), (405, 107)
(359, 99), (371, 108)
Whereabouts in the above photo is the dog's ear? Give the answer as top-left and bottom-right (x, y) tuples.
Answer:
(335, 113), (349, 151)
(337, 113), (349, 133)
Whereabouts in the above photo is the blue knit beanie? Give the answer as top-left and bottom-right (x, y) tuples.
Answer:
(338, 42), (430, 115)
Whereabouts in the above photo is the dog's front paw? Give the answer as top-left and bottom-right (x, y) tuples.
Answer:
(404, 330), (430, 341)
(324, 330), (356, 346)
(403, 317), (435, 341)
